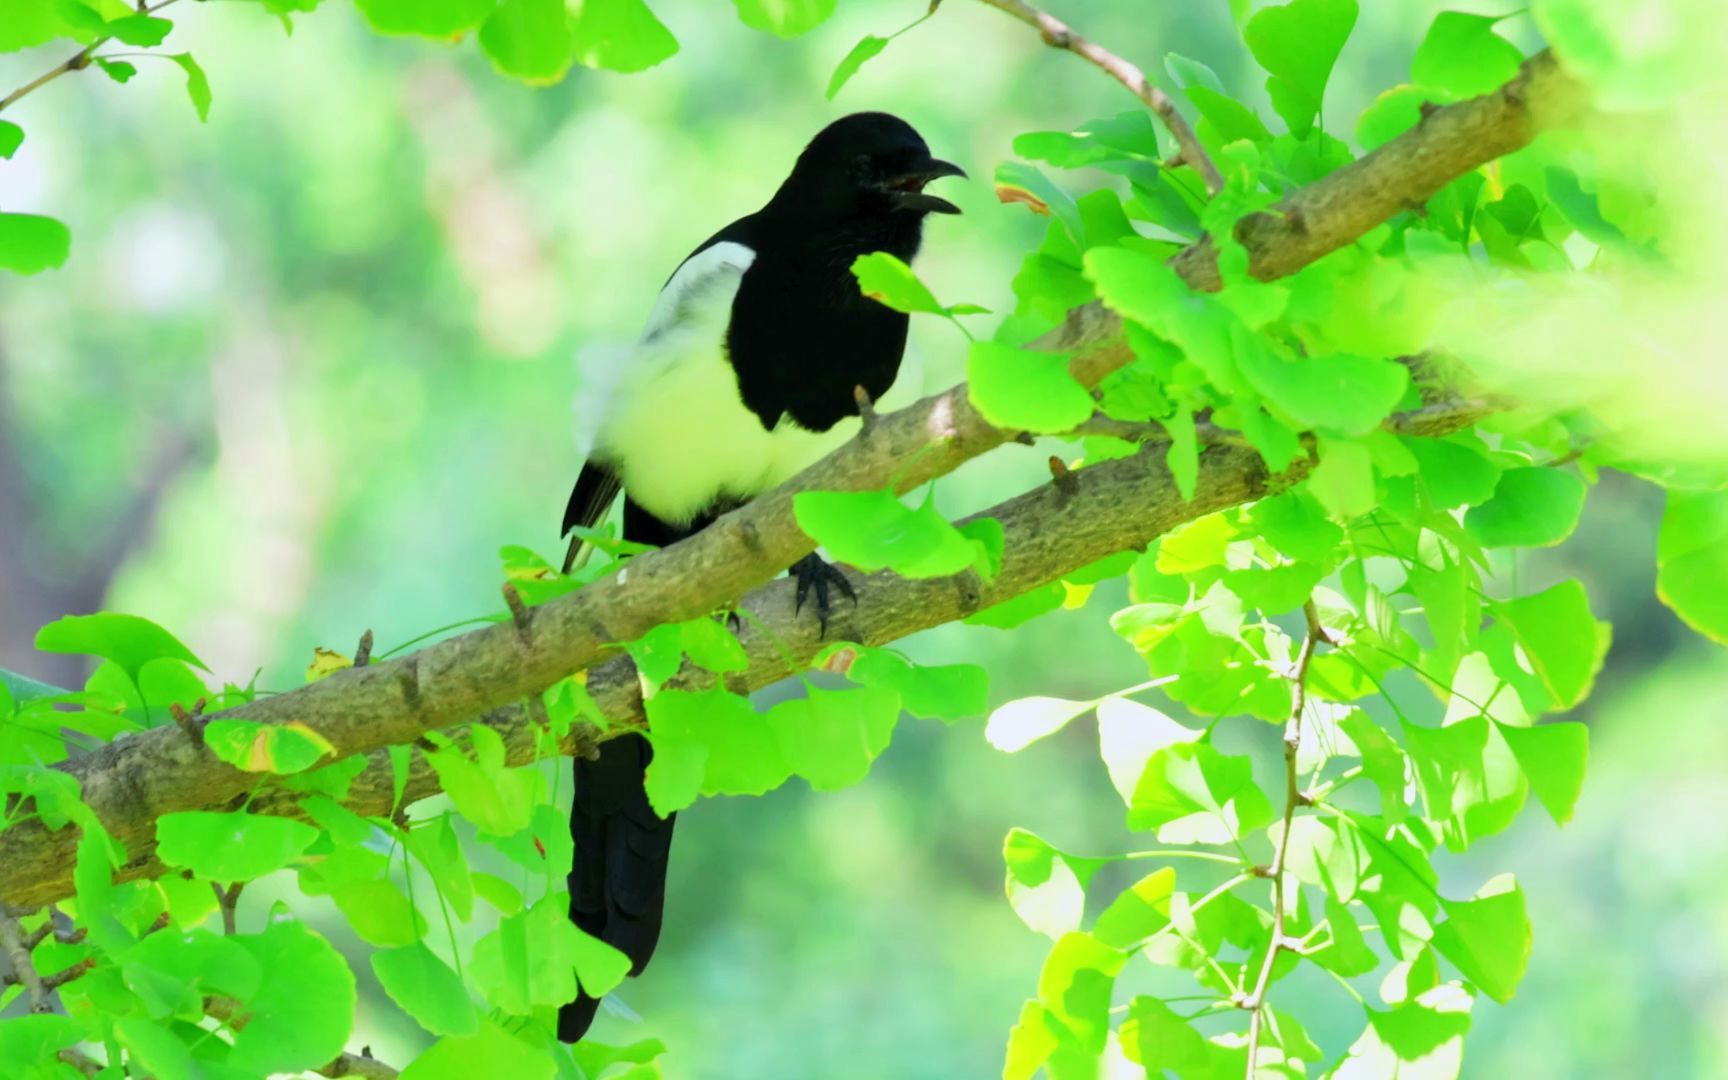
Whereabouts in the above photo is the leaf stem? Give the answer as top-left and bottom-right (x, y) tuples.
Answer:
(1121, 849), (1246, 867)
(376, 615), (509, 661)
(971, 0), (1223, 195)
(1130, 871), (1250, 951)
(0, 0), (182, 115)
(1242, 599), (1334, 1078)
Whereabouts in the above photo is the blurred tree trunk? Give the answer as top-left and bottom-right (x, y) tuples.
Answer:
(0, 347), (196, 687)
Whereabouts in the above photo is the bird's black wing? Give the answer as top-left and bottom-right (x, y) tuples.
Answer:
(559, 463), (622, 573)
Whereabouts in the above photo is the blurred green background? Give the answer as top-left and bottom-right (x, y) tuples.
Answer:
(1, 2), (1722, 1076)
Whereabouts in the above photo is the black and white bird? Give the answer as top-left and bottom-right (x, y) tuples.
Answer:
(555, 112), (964, 1043)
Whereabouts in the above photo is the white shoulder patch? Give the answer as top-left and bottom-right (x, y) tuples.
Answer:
(590, 238), (773, 526)
(640, 240), (756, 344)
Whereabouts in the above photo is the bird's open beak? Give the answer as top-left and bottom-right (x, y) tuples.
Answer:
(885, 158), (967, 214)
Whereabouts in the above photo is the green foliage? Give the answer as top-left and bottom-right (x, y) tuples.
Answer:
(733, 0), (835, 39)
(203, 718), (336, 773)
(827, 4), (941, 99)
(35, 613), (205, 687)
(479, 0), (576, 84)
(986, 695), (1093, 753)
(1656, 489), (1728, 641)
(1412, 13), (1524, 99)
(852, 251), (987, 324)
(840, 646), (989, 722)
(402, 1018), (556, 1080)
(168, 53), (210, 122)
(0, 213), (72, 274)
(227, 915), (358, 1073)
(155, 811), (320, 881)
(1, 0), (1722, 1075)
(827, 35), (888, 100)
(569, 0), (679, 74)
(644, 687), (789, 812)
(1465, 466), (1588, 547)
(351, 0), (494, 38)
(423, 727), (544, 837)
(767, 685), (900, 792)
(1243, 0), (1359, 136)
(968, 340), (1094, 433)
(793, 487), (993, 579)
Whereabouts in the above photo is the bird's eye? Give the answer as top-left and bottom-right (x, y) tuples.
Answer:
(851, 153), (873, 180)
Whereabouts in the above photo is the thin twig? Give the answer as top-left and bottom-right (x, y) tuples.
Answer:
(317, 1049), (400, 1079)
(1242, 601), (1335, 1075)
(40, 957), (94, 991)
(1070, 413), (1239, 448)
(21, 907), (74, 952)
(58, 1049), (103, 1077)
(1070, 392), (1501, 450)
(0, 0), (182, 115)
(853, 384), (879, 434)
(502, 583), (532, 637)
(0, 913), (48, 1012)
(973, 0), (1223, 195)
(212, 882), (242, 935)
(1046, 454), (1079, 495)
(170, 701), (205, 748)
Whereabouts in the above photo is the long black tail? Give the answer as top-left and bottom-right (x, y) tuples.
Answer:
(558, 733), (676, 1043)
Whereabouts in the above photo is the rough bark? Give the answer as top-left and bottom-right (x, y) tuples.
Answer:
(0, 52), (1584, 909)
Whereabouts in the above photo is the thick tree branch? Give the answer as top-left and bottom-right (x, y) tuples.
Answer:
(1170, 52), (1585, 289)
(974, 0), (1224, 194)
(9, 393), (1486, 903)
(0, 53), (1581, 909)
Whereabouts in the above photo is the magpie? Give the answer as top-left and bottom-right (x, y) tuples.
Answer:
(554, 112), (964, 1043)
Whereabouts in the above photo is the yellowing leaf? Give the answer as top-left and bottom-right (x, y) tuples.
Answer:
(305, 647), (352, 683)
(997, 184), (1052, 215)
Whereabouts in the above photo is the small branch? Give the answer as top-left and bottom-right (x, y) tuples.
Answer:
(170, 701), (205, 748)
(0, 913), (48, 1012)
(212, 882), (242, 935)
(1070, 413), (1239, 448)
(354, 629), (375, 668)
(1046, 455), (1078, 496)
(853, 384), (879, 434)
(974, 0), (1223, 195)
(22, 908), (77, 951)
(0, 47), (97, 115)
(317, 1049), (400, 1079)
(1242, 600), (1335, 1075)
(0, 0), (183, 115)
(1070, 391), (1497, 450)
(502, 583), (532, 637)
(40, 957), (94, 992)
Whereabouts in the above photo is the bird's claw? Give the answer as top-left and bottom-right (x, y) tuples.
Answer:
(792, 554), (858, 638)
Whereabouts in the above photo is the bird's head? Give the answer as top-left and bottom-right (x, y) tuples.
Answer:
(777, 112), (967, 220)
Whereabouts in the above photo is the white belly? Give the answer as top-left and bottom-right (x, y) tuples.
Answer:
(595, 336), (782, 526)
(586, 238), (920, 527)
